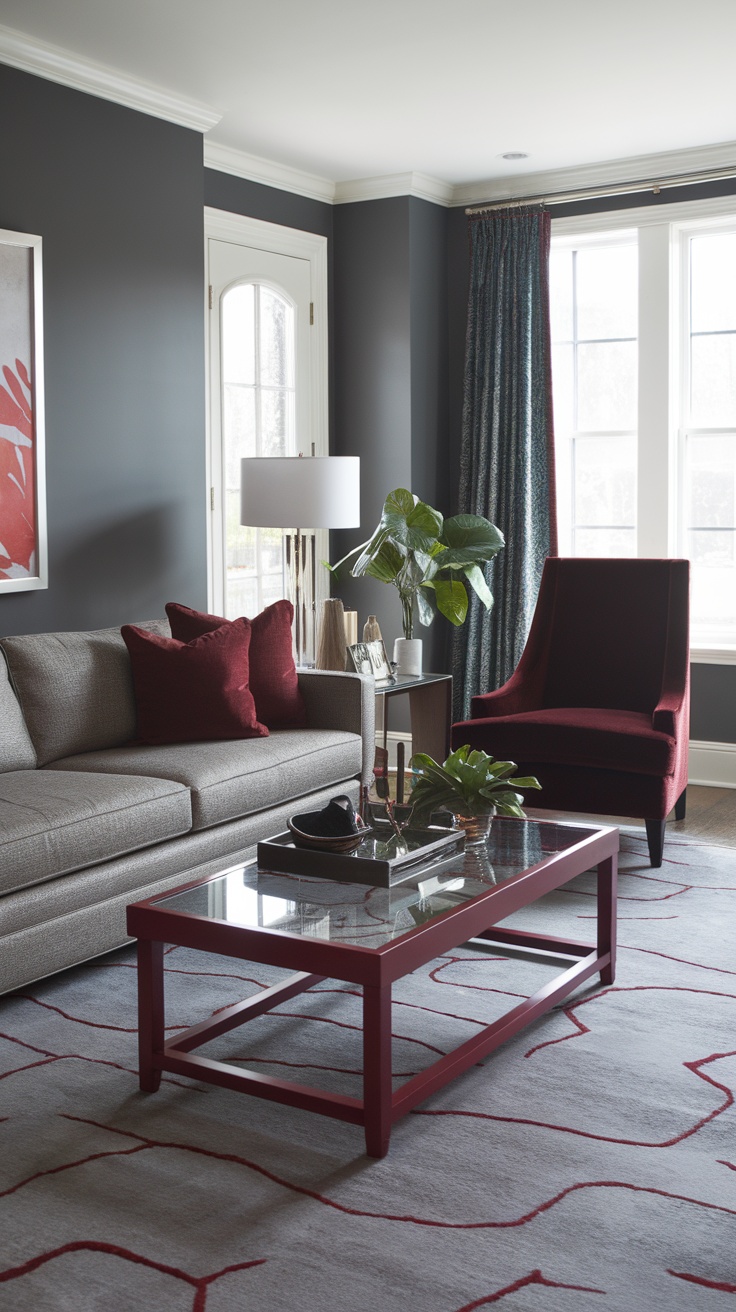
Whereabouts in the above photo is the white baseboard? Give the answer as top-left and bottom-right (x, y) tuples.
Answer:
(688, 740), (736, 789)
(375, 731), (413, 769)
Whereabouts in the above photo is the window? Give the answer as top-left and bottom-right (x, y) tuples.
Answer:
(550, 236), (638, 556)
(550, 201), (736, 656)
(681, 230), (736, 648)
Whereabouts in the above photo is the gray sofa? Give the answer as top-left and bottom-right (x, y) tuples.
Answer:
(0, 622), (373, 995)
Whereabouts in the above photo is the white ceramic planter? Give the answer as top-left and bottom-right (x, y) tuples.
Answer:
(393, 637), (423, 676)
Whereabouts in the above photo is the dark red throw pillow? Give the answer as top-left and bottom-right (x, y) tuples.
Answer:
(121, 620), (268, 745)
(165, 599), (307, 729)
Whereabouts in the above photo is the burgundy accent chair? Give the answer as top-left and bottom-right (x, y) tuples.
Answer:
(451, 558), (690, 867)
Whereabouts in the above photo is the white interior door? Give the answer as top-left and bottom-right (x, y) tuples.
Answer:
(207, 219), (327, 618)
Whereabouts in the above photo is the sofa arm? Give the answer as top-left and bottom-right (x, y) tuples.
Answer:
(297, 670), (375, 788)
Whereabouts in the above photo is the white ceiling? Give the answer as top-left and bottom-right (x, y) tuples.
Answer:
(2, 0), (736, 200)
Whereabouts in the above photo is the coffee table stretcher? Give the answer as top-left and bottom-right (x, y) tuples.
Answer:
(129, 837), (617, 1158)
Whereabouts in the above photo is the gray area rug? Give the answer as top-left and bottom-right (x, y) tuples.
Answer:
(1, 828), (735, 1310)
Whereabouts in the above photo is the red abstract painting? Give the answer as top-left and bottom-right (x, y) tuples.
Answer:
(0, 358), (35, 578)
(0, 229), (45, 591)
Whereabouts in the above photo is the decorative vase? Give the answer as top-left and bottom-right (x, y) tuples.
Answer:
(451, 809), (495, 846)
(363, 614), (382, 642)
(462, 845), (497, 884)
(393, 636), (422, 676)
(316, 598), (348, 671)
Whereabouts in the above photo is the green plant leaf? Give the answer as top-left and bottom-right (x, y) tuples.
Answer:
(434, 578), (468, 626)
(407, 500), (443, 537)
(463, 563), (493, 610)
(385, 488), (416, 516)
(432, 545), (504, 569)
(441, 515), (505, 553)
(416, 588), (435, 627)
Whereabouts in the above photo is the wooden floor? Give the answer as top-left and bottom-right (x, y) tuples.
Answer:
(527, 785), (736, 848)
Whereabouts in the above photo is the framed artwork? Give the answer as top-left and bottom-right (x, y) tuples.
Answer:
(347, 639), (394, 684)
(0, 228), (47, 592)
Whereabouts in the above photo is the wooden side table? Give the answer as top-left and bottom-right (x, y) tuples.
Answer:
(374, 672), (452, 768)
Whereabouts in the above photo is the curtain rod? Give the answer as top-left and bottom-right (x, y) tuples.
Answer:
(465, 163), (736, 215)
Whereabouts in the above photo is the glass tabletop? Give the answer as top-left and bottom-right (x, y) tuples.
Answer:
(152, 818), (601, 950)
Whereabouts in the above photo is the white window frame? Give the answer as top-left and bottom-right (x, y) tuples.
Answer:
(204, 207), (329, 615)
(552, 194), (736, 665)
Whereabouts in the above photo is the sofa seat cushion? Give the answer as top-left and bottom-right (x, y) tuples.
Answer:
(458, 707), (676, 777)
(48, 729), (362, 832)
(0, 770), (192, 896)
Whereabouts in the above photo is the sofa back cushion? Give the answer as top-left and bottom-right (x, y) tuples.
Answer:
(121, 620), (268, 745)
(0, 622), (168, 767)
(166, 599), (307, 729)
(0, 649), (36, 771)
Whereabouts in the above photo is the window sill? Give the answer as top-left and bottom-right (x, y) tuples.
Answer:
(690, 647), (736, 666)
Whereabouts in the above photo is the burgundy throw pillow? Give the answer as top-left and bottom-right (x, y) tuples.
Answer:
(121, 620), (268, 745)
(165, 599), (307, 729)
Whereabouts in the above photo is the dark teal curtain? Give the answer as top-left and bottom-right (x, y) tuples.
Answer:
(452, 206), (557, 721)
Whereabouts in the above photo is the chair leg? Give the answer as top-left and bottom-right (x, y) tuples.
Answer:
(674, 788), (687, 821)
(645, 819), (666, 868)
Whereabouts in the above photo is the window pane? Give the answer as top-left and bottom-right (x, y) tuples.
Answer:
(222, 284), (255, 386)
(691, 232), (736, 333)
(549, 249), (573, 341)
(690, 333), (736, 428)
(223, 386), (256, 484)
(574, 527), (636, 556)
(574, 435), (636, 528)
(686, 433), (736, 529)
(576, 245), (637, 339)
(259, 287), (294, 388)
(577, 340), (637, 431)
(259, 387), (293, 457)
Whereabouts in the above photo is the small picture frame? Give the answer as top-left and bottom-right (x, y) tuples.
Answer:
(347, 639), (394, 684)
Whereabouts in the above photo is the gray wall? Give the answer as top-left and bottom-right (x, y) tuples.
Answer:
(0, 65), (207, 636)
(446, 193), (736, 745)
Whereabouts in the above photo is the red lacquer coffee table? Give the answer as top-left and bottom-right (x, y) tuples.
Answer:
(126, 817), (618, 1157)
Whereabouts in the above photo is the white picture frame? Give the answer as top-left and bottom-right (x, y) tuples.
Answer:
(0, 227), (47, 593)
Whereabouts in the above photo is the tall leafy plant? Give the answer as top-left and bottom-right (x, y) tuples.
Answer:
(329, 489), (504, 638)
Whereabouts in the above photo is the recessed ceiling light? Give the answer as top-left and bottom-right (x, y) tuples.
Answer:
(501, 152), (529, 160)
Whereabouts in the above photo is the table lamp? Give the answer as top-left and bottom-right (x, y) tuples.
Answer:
(241, 454), (360, 666)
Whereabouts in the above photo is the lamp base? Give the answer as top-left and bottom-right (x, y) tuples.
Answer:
(284, 530), (316, 667)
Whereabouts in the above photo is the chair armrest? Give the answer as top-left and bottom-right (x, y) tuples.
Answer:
(297, 670), (375, 788)
(652, 689), (687, 738)
(469, 667), (540, 719)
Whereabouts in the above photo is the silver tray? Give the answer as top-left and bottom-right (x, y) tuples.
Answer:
(256, 824), (465, 888)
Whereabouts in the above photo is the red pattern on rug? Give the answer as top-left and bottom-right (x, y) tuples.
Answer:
(1, 830), (734, 1310)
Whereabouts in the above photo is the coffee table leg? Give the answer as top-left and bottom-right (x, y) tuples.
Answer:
(363, 983), (392, 1158)
(597, 854), (618, 985)
(137, 938), (164, 1092)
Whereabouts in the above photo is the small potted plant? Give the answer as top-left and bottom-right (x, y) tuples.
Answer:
(328, 489), (504, 675)
(408, 745), (541, 845)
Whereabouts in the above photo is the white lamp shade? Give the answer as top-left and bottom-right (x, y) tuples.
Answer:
(240, 456), (360, 529)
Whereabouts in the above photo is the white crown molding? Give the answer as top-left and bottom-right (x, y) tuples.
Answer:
(334, 172), (454, 206)
(0, 22), (220, 132)
(203, 140), (335, 203)
(689, 740), (736, 789)
(452, 139), (736, 209)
